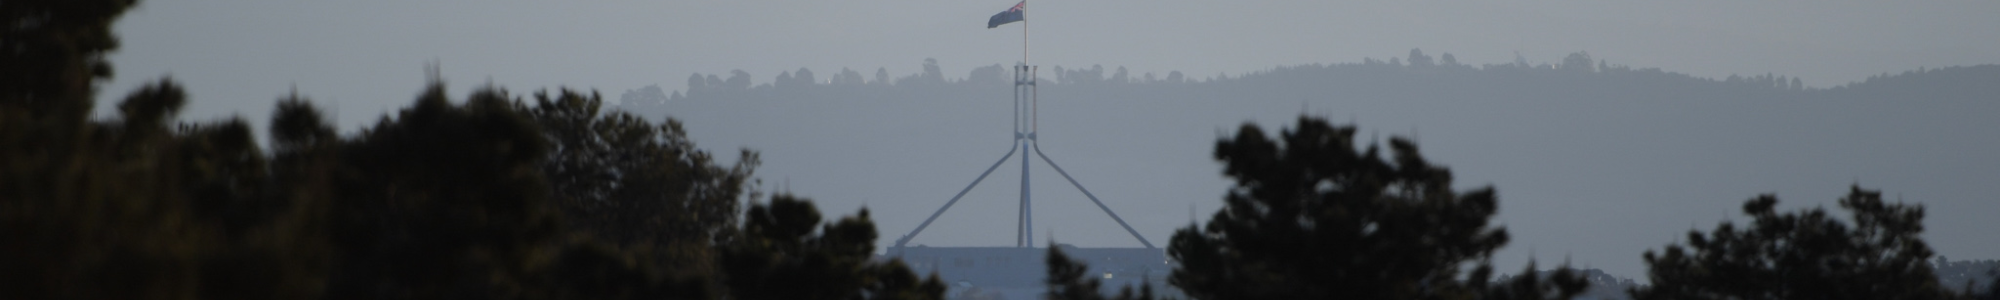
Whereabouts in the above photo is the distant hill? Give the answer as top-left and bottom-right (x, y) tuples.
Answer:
(621, 57), (1999, 108)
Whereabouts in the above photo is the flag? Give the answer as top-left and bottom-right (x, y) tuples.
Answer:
(987, 1), (1024, 28)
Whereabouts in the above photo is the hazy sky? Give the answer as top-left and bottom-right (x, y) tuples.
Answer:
(99, 0), (1998, 280)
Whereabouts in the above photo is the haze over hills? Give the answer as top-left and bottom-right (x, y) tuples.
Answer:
(612, 53), (2000, 281)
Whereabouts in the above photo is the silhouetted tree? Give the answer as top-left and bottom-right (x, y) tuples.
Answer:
(836, 67), (866, 86)
(1632, 186), (1958, 300)
(796, 68), (817, 86)
(921, 58), (945, 84)
(324, 84), (560, 299)
(0, 0), (135, 120)
(271, 94), (337, 153)
(1, 1), (331, 298)
(720, 194), (946, 300)
(1167, 116), (1583, 300)
(1561, 52), (1594, 73)
(727, 70), (754, 90)
(620, 85), (670, 106)
(532, 236), (710, 300)
(1983, 273), (2000, 300)
(775, 71), (797, 90)
(4, 76), (320, 299)
(1409, 48), (1435, 67)
(3, 1), (939, 299)
(1478, 263), (1588, 300)
(1046, 246), (1159, 300)
(525, 88), (755, 279)
(688, 73), (709, 97)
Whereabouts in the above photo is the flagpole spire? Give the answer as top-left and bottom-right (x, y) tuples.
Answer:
(1023, 0), (1034, 134)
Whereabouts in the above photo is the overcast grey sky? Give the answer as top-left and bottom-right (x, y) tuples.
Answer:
(99, 0), (1998, 280)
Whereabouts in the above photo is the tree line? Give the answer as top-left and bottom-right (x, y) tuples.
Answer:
(6, 0), (1997, 299)
(630, 49), (1997, 113)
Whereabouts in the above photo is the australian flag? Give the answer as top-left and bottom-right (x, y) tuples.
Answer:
(987, 1), (1024, 28)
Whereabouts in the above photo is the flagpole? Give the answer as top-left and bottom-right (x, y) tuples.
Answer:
(1021, 0), (1036, 248)
(1024, 0), (1034, 134)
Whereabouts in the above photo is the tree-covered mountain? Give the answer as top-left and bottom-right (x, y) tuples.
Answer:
(621, 51), (1997, 107)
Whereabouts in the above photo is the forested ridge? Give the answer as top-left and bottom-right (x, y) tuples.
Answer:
(620, 50), (1998, 107)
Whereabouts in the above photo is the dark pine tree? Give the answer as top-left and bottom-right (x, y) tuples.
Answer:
(1633, 186), (1959, 300)
(1167, 116), (1583, 300)
(721, 194), (946, 300)
(1045, 246), (1159, 300)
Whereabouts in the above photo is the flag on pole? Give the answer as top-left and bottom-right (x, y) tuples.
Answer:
(987, 1), (1024, 28)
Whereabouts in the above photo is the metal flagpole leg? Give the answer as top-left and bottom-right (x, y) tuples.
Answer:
(1033, 143), (1156, 249)
(1019, 141), (1032, 247)
(894, 145), (1020, 253)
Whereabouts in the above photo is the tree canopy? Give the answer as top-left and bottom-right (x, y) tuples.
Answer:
(1046, 246), (1159, 300)
(1633, 186), (1958, 300)
(721, 195), (946, 300)
(1166, 117), (1582, 300)
(1, 0), (941, 297)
